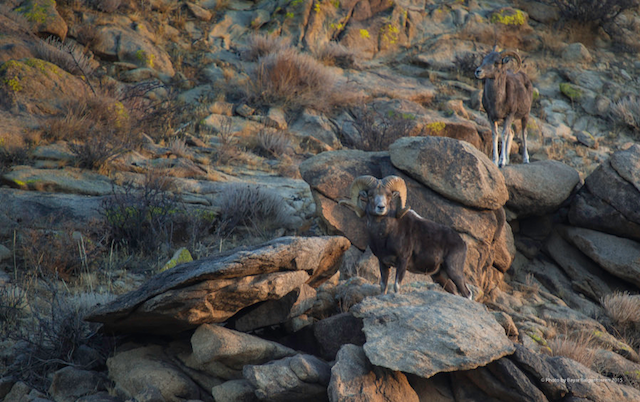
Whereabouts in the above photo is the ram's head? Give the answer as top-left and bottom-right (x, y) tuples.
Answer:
(339, 175), (409, 218)
(474, 47), (522, 80)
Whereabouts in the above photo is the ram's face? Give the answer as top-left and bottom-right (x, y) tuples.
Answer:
(360, 187), (397, 217)
(475, 52), (502, 80)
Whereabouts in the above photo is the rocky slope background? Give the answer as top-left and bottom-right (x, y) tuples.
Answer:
(2, 0), (640, 400)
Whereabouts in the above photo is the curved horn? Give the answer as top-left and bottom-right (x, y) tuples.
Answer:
(339, 175), (378, 218)
(499, 50), (522, 73)
(381, 176), (409, 218)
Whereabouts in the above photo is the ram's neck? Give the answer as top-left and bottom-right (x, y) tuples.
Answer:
(366, 214), (397, 237)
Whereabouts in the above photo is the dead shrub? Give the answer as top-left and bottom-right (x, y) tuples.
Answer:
(100, 172), (183, 254)
(545, 328), (599, 369)
(255, 128), (295, 158)
(19, 227), (98, 279)
(312, 42), (357, 68)
(0, 136), (31, 172)
(452, 52), (482, 79)
(247, 48), (352, 112)
(215, 184), (293, 237)
(4, 284), (116, 392)
(548, 0), (639, 30)
(34, 36), (98, 84)
(344, 105), (418, 151)
(242, 34), (291, 61)
(610, 96), (640, 134)
(45, 95), (140, 170)
(601, 291), (640, 351)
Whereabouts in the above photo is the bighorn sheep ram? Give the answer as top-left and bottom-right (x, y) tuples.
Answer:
(475, 47), (533, 167)
(340, 175), (471, 298)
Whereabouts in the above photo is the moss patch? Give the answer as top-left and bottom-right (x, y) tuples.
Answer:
(159, 247), (193, 272)
(15, 0), (57, 24)
(560, 82), (582, 101)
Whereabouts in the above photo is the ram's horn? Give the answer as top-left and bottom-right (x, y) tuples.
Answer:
(339, 175), (378, 218)
(381, 176), (410, 218)
(500, 50), (522, 73)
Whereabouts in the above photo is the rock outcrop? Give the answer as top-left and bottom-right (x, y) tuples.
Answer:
(351, 289), (515, 378)
(86, 236), (350, 333)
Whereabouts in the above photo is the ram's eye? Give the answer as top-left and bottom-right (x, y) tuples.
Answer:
(359, 191), (368, 201)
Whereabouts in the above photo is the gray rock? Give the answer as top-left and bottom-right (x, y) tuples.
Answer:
(501, 160), (580, 218)
(389, 136), (508, 210)
(569, 147), (640, 241)
(289, 109), (341, 150)
(48, 367), (107, 402)
(76, 392), (121, 402)
(85, 236), (350, 333)
(108, 345), (204, 402)
(212, 380), (257, 402)
(233, 285), (317, 332)
(576, 131), (597, 148)
(312, 313), (366, 361)
(351, 290), (515, 378)
(328, 344), (419, 402)
(563, 226), (640, 288)
(185, 324), (296, 379)
(243, 354), (331, 402)
(562, 43), (592, 63)
(2, 167), (114, 196)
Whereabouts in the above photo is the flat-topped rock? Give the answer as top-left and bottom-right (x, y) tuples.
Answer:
(85, 236), (350, 333)
(351, 290), (515, 378)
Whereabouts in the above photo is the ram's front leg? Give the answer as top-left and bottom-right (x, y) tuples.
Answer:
(379, 262), (390, 295)
(393, 259), (409, 293)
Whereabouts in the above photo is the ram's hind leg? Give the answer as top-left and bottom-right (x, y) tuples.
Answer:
(445, 248), (472, 299)
(433, 271), (457, 294)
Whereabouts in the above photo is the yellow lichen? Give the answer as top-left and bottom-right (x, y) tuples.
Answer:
(4, 76), (23, 92)
(16, 0), (56, 24)
(426, 121), (446, 134)
(381, 23), (400, 44)
(490, 8), (526, 26)
(359, 29), (370, 39)
(135, 50), (155, 68)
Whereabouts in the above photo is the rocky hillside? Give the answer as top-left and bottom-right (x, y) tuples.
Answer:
(2, 0), (640, 401)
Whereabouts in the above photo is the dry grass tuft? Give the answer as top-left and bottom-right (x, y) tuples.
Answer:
(610, 96), (640, 134)
(34, 36), (98, 80)
(345, 105), (417, 151)
(243, 34), (292, 61)
(545, 328), (600, 369)
(602, 291), (640, 325)
(312, 42), (357, 68)
(256, 128), (295, 158)
(215, 184), (294, 237)
(246, 48), (355, 112)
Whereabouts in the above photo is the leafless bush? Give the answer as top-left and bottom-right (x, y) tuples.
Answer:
(345, 105), (417, 151)
(100, 172), (183, 254)
(243, 34), (291, 61)
(34, 36), (98, 90)
(312, 42), (357, 68)
(453, 52), (482, 79)
(4, 284), (115, 392)
(0, 285), (28, 336)
(256, 128), (294, 158)
(19, 227), (98, 279)
(88, 0), (122, 12)
(247, 48), (353, 112)
(548, 0), (640, 31)
(45, 95), (140, 170)
(610, 96), (640, 133)
(216, 184), (293, 237)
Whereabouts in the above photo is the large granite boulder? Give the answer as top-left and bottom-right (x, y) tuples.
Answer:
(107, 345), (205, 402)
(299, 144), (514, 286)
(570, 145), (640, 241)
(328, 344), (419, 402)
(563, 226), (640, 288)
(502, 160), (581, 218)
(85, 236), (350, 333)
(243, 354), (331, 402)
(389, 136), (508, 210)
(184, 324), (297, 380)
(350, 290), (515, 378)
